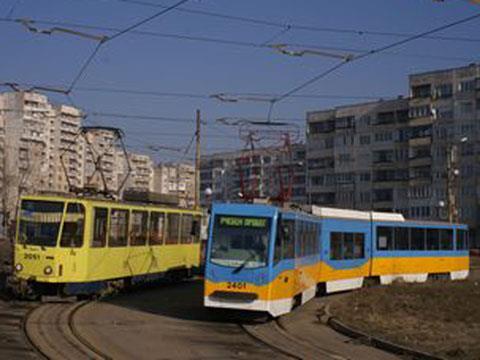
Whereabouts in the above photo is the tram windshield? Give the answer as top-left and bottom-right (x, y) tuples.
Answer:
(210, 215), (270, 269)
(18, 200), (64, 247)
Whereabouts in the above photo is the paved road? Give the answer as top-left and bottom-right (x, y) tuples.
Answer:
(75, 280), (397, 360)
(0, 298), (38, 359)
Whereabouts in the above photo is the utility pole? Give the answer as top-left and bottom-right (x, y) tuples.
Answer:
(194, 109), (201, 210)
(446, 143), (459, 223)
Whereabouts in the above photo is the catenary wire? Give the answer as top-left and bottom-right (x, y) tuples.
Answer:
(0, 81), (403, 101)
(110, 0), (480, 43)
(66, 0), (188, 93)
(271, 11), (480, 107)
(0, 17), (476, 63)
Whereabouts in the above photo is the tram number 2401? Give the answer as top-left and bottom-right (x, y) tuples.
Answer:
(226, 282), (247, 290)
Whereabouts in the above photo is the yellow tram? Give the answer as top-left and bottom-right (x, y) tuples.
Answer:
(13, 194), (202, 296)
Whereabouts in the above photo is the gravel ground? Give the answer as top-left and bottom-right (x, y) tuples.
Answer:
(330, 271), (480, 360)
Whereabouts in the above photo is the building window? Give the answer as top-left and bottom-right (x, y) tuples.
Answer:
(458, 101), (473, 115)
(458, 80), (475, 93)
(411, 84), (431, 98)
(434, 83), (453, 98)
(409, 105), (431, 119)
(374, 132), (393, 142)
(359, 135), (370, 145)
(359, 172), (371, 182)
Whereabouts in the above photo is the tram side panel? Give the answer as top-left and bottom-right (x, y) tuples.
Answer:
(370, 222), (470, 285)
(318, 218), (372, 294)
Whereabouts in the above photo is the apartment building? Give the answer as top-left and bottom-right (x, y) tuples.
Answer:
(125, 153), (154, 192)
(50, 105), (84, 191)
(200, 143), (306, 205)
(0, 91), (156, 233)
(83, 128), (119, 192)
(306, 63), (480, 245)
(154, 162), (194, 208)
(307, 98), (410, 212)
(408, 63), (479, 230)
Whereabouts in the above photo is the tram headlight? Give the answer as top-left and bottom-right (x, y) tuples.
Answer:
(43, 266), (53, 275)
(15, 263), (23, 272)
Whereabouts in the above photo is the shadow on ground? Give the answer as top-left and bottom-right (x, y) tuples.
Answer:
(101, 279), (268, 324)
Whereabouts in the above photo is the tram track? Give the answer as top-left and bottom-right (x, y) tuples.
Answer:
(240, 316), (350, 360)
(24, 301), (112, 360)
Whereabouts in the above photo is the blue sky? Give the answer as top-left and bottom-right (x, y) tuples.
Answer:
(0, 0), (479, 162)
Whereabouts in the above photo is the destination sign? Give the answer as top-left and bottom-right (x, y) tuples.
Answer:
(218, 216), (268, 228)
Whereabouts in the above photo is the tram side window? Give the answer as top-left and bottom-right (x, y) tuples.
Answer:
(109, 209), (129, 247)
(330, 232), (343, 260)
(426, 229), (440, 250)
(377, 227), (394, 250)
(180, 215), (193, 244)
(131, 211), (148, 246)
(192, 216), (201, 244)
(410, 228), (425, 250)
(456, 230), (469, 250)
(343, 233), (354, 259)
(440, 229), (453, 250)
(394, 227), (409, 250)
(275, 218), (296, 263)
(60, 203), (85, 248)
(149, 212), (165, 245)
(354, 233), (365, 258)
(92, 207), (108, 248)
(304, 222), (311, 256)
(330, 232), (365, 260)
(296, 221), (304, 257)
(166, 213), (180, 245)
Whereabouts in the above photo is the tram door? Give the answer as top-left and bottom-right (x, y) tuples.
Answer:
(59, 202), (86, 279)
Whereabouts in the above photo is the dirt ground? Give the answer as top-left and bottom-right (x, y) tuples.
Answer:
(330, 267), (480, 360)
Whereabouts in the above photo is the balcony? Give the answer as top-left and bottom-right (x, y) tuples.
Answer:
(408, 155), (432, 167)
(408, 116), (433, 127)
(408, 136), (431, 147)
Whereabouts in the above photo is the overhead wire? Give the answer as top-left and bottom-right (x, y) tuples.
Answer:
(0, 81), (400, 101)
(267, 11), (480, 116)
(112, 0), (480, 43)
(5, 0), (20, 19)
(0, 17), (476, 63)
(67, 0), (189, 94)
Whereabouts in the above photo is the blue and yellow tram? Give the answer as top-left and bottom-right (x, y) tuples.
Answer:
(204, 203), (469, 317)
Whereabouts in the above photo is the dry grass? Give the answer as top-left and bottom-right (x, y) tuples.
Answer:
(330, 279), (480, 359)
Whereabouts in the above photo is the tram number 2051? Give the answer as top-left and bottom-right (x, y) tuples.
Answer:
(226, 282), (247, 290)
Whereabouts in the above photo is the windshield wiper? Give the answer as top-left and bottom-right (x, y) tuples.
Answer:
(232, 250), (256, 274)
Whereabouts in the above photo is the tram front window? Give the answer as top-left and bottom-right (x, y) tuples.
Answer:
(210, 215), (270, 269)
(18, 200), (64, 247)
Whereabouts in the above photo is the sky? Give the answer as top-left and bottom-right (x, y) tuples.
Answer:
(0, 0), (479, 163)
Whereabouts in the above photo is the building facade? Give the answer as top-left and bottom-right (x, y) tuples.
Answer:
(200, 143), (306, 205)
(306, 63), (480, 245)
(154, 162), (195, 208)
(0, 91), (155, 232)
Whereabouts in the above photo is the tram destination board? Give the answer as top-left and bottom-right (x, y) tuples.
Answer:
(218, 216), (268, 228)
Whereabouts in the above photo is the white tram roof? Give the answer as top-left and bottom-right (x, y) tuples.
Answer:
(307, 206), (405, 222)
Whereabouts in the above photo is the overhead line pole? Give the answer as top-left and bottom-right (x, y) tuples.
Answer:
(195, 109), (201, 210)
